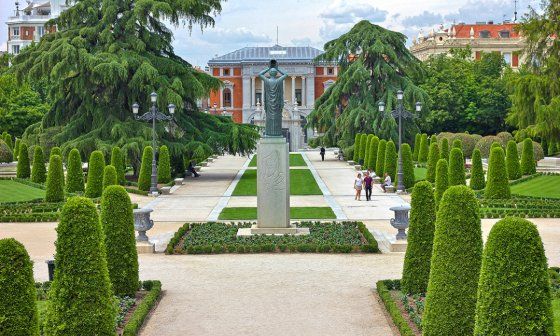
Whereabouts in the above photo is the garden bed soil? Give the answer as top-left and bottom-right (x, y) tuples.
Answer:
(116, 291), (147, 335)
(389, 290), (422, 336)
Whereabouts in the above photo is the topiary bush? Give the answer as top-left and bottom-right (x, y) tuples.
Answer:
(16, 143), (30, 178)
(366, 136), (379, 171)
(85, 150), (105, 198)
(0, 238), (39, 335)
(485, 147), (511, 199)
(496, 131), (513, 146)
(426, 142), (440, 183)
(413, 133), (421, 161)
(520, 138), (536, 175)
(102, 165), (118, 190)
(31, 146), (46, 183)
(100, 186), (139, 297)
(401, 143), (415, 189)
(49, 147), (62, 160)
(452, 138), (462, 150)
(66, 149), (84, 194)
(422, 185), (482, 336)
(440, 137), (449, 161)
(475, 136), (501, 158)
(363, 134), (374, 169)
(401, 181), (436, 295)
(470, 149), (485, 190)
(353, 133), (361, 162)
(383, 141), (397, 181)
(13, 138), (20, 160)
(506, 140), (521, 180)
(2, 132), (13, 150)
(157, 145), (172, 183)
(44, 197), (116, 335)
(138, 146), (153, 192)
(474, 217), (554, 335)
(418, 133), (429, 163)
(111, 147), (126, 185)
(448, 147), (466, 186)
(359, 133), (368, 164)
(0, 140), (13, 163)
(375, 140), (387, 177)
(45, 155), (65, 202)
(434, 159), (448, 205)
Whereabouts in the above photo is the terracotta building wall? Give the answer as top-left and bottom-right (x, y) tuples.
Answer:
(21, 26), (35, 40)
(208, 67), (243, 123)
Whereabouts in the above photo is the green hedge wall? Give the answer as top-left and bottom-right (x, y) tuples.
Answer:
(366, 136), (379, 171)
(376, 280), (415, 336)
(434, 159), (448, 206)
(2, 132), (13, 150)
(31, 146), (46, 183)
(85, 150), (105, 198)
(426, 142), (440, 183)
(110, 147), (126, 185)
(121, 281), (162, 336)
(448, 147), (466, 186)
(359, 133), (368, 164)
(16, 144), (30, 178)
(520, 138), (536, 175)
(45, 155), (65, 202)
(0, 140), (13, 163)
(65, 148), (84, 194)
(401, 143), (415, 189)
(363, 134), (374, 170)
(353, 133), (361, 162)
(138, 146), (153, 192)
(102, 165), (118, 190)
(484, 147), (511, 199)
(469, 149), (486, 190)
(418, 133), (429, 163)
(413, 133), (421, 161)
(157, 145), (172, 183)
(375, 140), (387, 177)
(383, 141), (397, 181)
(440, 137), (449, 161)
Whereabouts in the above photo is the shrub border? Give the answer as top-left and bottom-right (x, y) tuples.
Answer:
(376, 279), (416, 336)
(122, 280), (162, 336)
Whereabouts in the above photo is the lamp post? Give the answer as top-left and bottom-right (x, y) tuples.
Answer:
(378, 91), (422, 193)
(132, 92), (175, 195)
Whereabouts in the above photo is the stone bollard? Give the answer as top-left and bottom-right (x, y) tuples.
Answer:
(389, 204), (411, 240)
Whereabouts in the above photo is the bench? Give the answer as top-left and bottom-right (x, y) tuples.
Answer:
(174, 178), (184, 186)
(207, 158), (214, 163)
(200, 161), (208, 167)
(347, 160), (355, 166)
(194, 166), (202, 172)
(385, 185), (396, 193)
(160, 186), (172, 195)
(354, 165), (362, 171)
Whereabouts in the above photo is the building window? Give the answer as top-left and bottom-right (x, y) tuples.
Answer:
(499, 30), (510, 38)
(12, 27), (20, 37)
(295, 89), (302, 106)
(479, 30), (490, 38)
(503, 52), (512, 66)
(223, 88), (232, 107)
(12, 45), (20, 55)
(327, 67), (334, 75)
(37, 26), (45, 37)
(255, 92), (262, 105)
(222, 68), (230, 76)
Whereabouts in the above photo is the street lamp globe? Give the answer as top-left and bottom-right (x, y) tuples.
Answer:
(397, 90), (404, 100)
(150, 92), (157, 103)
(378, 101), (385, 112)
(168, 103), (176, 115)
(132, 102), (139, 115)
(416, 101), (422, 112)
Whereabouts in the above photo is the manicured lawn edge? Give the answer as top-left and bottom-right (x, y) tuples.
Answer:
(376, 279), (416, 336)
(122, 280), (162, 336)
(218, 207), (336, 220)
(124, 186), (149, 196)
(0, 176), (47, 190)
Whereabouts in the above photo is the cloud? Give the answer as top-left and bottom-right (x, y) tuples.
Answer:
(201, 27), (271, 44)
(318, 0), (388, 40)
(291, 37), (315, 47)
(402, 11), (444, 27)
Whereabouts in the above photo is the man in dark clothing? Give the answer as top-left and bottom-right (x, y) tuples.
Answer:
(187, 161), (200, 177)
(364, 171), (373, 201)
(320, 147), (326, 161)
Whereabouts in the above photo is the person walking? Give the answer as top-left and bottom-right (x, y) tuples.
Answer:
(354, 173), (363, 201)
(364, 171), (373, 201)
(320, 146), (326, 161)
(381, 172), (392, 193)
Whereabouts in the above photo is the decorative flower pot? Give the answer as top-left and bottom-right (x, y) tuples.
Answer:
(133, 208), (154, 242)
(390, 204), (411, 240)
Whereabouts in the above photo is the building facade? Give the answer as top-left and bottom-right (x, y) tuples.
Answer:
(410, 22), (526, 67)
(207, 45), (337, 150)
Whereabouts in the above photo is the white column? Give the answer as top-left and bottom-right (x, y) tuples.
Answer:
(242, 76), (250, 108)
(219, 88), (223, 108)
(301, 77), (306, 107)
(306, 76), (314, 108)
(251, 76), (256, 106)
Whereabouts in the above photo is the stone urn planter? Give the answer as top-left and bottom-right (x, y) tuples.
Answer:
(133, 208), (154, 242)
(389, 204), (411, 240)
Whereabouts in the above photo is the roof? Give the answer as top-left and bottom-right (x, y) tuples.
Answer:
(208, 45), (324, 65)
(453, 23), (520, 39)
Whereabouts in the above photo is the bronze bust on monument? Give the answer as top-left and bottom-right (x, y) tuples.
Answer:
(258, 59), (288, 137)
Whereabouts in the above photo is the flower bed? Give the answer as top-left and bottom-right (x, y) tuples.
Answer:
(0, 201), (64, 222)
(376, 280), (418, 336)
(479, 197), (560, 218)
(166, 221), (378, 254)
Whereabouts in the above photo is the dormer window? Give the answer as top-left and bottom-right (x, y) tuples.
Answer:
(499, 30), (510, 38)
(479, 30), (491, 38)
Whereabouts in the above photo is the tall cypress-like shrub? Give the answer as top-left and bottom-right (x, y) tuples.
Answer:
(401, 143), (415, 189)
(138, 146), (153, 192)
(16, 143), (30, 178)
(13, 138), (20, 160)
(452, 138), (462, 150)
(157, 145), (172, 183)
(0, 238), (39, 335)
(413, 133), (421, 161)
(448, 147), (466, 186)
(367, 136), (379, 171)
(484, 147), (511, 199)
(3, 132), (13, 149)
(434, 159), (448, 205)
(45, 155), (65, 202)
(470, 149), (485, 190)
(418, 133), (429, 163)
(110, 147), (126, 185)
(49, 147), (62, 159)
(0, 140), (13, 163)
(44, 197), (116, 335)
(102, 165), (118, 190)
(474, 217), (554, 335)
(426, 142), (440, 183)
(520, 138), (536, 175)
(422, 186), (482, 336)
(359, 133), (368, 164)
(85, 150), (105, 198)
(440, 138), (449, 161)
(383, 140), (397, 180)
(430, 134), (437, 145)
(100, 186), (139, 297)
(375, 140), (387, 177)
(363, 134), (374, 169)
(352, 133), (361, 162)
(31, 146), (46, 183)
(401, 181), (436, 295)
(66, 149), (84, 194)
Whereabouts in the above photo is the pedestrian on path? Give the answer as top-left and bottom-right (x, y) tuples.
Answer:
(364, 171), (373, 201)
(320, 147), (326, 161)
(187, 161), (200, 178)
(354, 173), (363, 201)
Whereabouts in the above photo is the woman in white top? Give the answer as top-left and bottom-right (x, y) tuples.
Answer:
(354, 173), (363, 201)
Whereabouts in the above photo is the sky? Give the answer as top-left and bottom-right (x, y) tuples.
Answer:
(0, 0), (541, 67)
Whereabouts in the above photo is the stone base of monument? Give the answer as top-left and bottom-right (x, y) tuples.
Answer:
(371, 229), (407, 253)
(136, 241), (155, 254)
(237, 224), (310, 237)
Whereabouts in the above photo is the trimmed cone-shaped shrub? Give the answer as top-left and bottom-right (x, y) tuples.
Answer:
(375, 140), (387, 177)
(484, 147), (511, 199)
(426, 142), (440, 183)
(44, 197), (116, 335)
(440, 138), (449, 161)
(110, 147), (126, 185)
(66, 149), (84, 193)
(157, 145), (172, 183)
(401, 181), (436, 295)
(138, 146), (153, 192)
(383, 141), (397, 181)
(3, 132), (13, 150)
(418, 133), (429, 163)
(366, 136), (379, 170)
(0, 238), (39, 335)
(13, 138), (20, 160)
(352, 133), (361, 162)
(49, 147), (62, 159)
(474, 217), (554, 335)
(401, 143), (415, 189)
(16, 143), (30, 178)
(100, 186), (139, 296)
(359, 133), (368, 164)
(85, 150), (105, 198)
(434, 159), (448, 205)
(470, 149), (485, 190)
(45, 155), (65, 202)
(452, 138), (462, 150)
(506, 140), (521, 180)
(430, 135), (437, 145)
(448, 147), (466, 186)
(413, 133), (421, 161)
(363, 134), (374, 169)
(422, 185), (482, 336)
(102, 165), (118, 190)
(31, 146), (46, 183)
(520, 138), (536, 175)
(0, 140), (13, 163)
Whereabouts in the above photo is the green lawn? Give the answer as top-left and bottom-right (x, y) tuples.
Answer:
(554, 299), (560, 335)
(0, 180), (45, 203)
(232, 169), (322, 196)
(511, 175), (560, 199)
(414, 167), (427, 182)
(219, 207), (336, 220)
(248, 153), (307, 167)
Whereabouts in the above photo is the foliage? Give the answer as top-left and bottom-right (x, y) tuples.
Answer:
(65, 149), (84, 194)
(475, 135), (501, 158)
(366, 136), (379, 170)
(13, 138), (20, 160)
(358, 133), (368, 164)
(102, 165), (118, 190)
(157, 145), (172, 183)
(448, 147), (465, 186)
(418, 133), (429, 163)
(49, 147), (61, 159)
(474, 217), (554, 335)
(470, 149), (486, 190)
(45, 155), (65, 202)
(375, 139), (387, 177)
(422, 186), (482, 336)
(413, 133), (421, 161)
(2, 132), (13, 149)
(16, 144), (30, 178)
(383, 141), (397, 180)
(31, 146), (46, 183)
(0, 238), (39, 335)
(434, 159), (449, 205)
(520, 138), (536, 175)
(0, 140), (13, 163)
(363, 134), (375, 169)
(426, 142), (439, 183)
(85, 150), (105, 198)
(485, 147), (511, 199)
(402, 181), (436, 295)
(496, 131), (514, 145)
(506, 140), (521, 180)
(44, 197), (116, 335)
(401, 143), (415, 189)
(138, 146), (153, 192)
(352, 133), (360, 162)
(121, 281), (162, 336)
(376, 280), (416, 336)
(110, 147), (125, 185)
(439, 137), (449, 161)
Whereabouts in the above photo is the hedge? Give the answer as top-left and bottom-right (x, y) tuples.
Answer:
(16, 144), (30, 178)
(157, 145), (172, 183)
(121, 280), (162, 336)
(422, 185), (482, 336)
(439, 137), (449, 161)
(102, 165), (118, 190)
(376, 280), (415, 336)
(359, 133), (368, 164)
(13, 138), (20, 160)
(426, 142), (440, 183)
(496, 131), (513, 145)
(520, 138), (536, 175)
(401, 181), (436, 295)
(366, 136), (379, 171)
(474, 217), (554, 335)
(475, 136), (501, 158)
(383, 141), (397, 181)
(65, 149), (84, 194)
(434, 159), (448, 205)
(138, 146), (153, 192)
(518, 139), (544, 161)
(100, 186), (139, 297)
(430, 134), (437, 145)
(111, 147), (126, 185)
(85, 150), (105, 198)
(49, 147), (62, 159)
(448, 147), (465, 186)
(452, 138), (462, 150)
(469, 149), (485, 190)
(418, 133), (429, 163)
(0, 238), (39, 335)
(2, 132), (13, 149)
(352, 133), (361, 162)
(375, 140), (387, 177)
(413, 133), (421, 161)
(484, 147), (511, 199)
(0, 140), (13, 163)
(401, 143), (415, 189)
(44, 197), (116, 335)
(31, 146), (46, 183)
(45, 155), (65, 203)
(363, 134), (374, 170)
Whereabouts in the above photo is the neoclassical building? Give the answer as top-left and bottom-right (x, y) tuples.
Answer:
(206, 45), (337, 150)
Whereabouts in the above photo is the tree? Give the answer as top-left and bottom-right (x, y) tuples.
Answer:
(102, 165), (118, 190)
(307, 20), (427, 147)
(0, 140), (13, 163)
(470, 149), (486, 190)
(2, 132), (13, 150)
(44, 197), (115, 335)
(426, 142), (440, 183)
(401, 143), (415, 189)
(353, 133), (361, 162)
(485, 147), (511, 199)
(448, 148), (466, 186)
(366, 136), (379, 170)
(0, 238), (39, 335)
(506, 140), (521, 180)
(363, 134), (375, 169)
(66, 149), (84, 194)
(440, 137), (449, 161)
(418, 133), (429, 163)
(375, 140), (387, 177)
(423, 186), (482, 336)
(413, 133), (421, 161)
(49, 147), (62, 159)
(383, 141), (397, 181)
(520, 138), (536, 175)
(434, 159), (448, 205)
(110, 147), (126, 185)
(31, 146), (46, 183)
(100, 186), (139, 297)
(359, 133), (368, 164)
(475, 217), (554, 335)
(138, 146), (153, 192)
(45, 155), (65, 202)
(16, 143), (30, 178)
(85, 150), (105, 198)
(452, 138), (462, 150)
